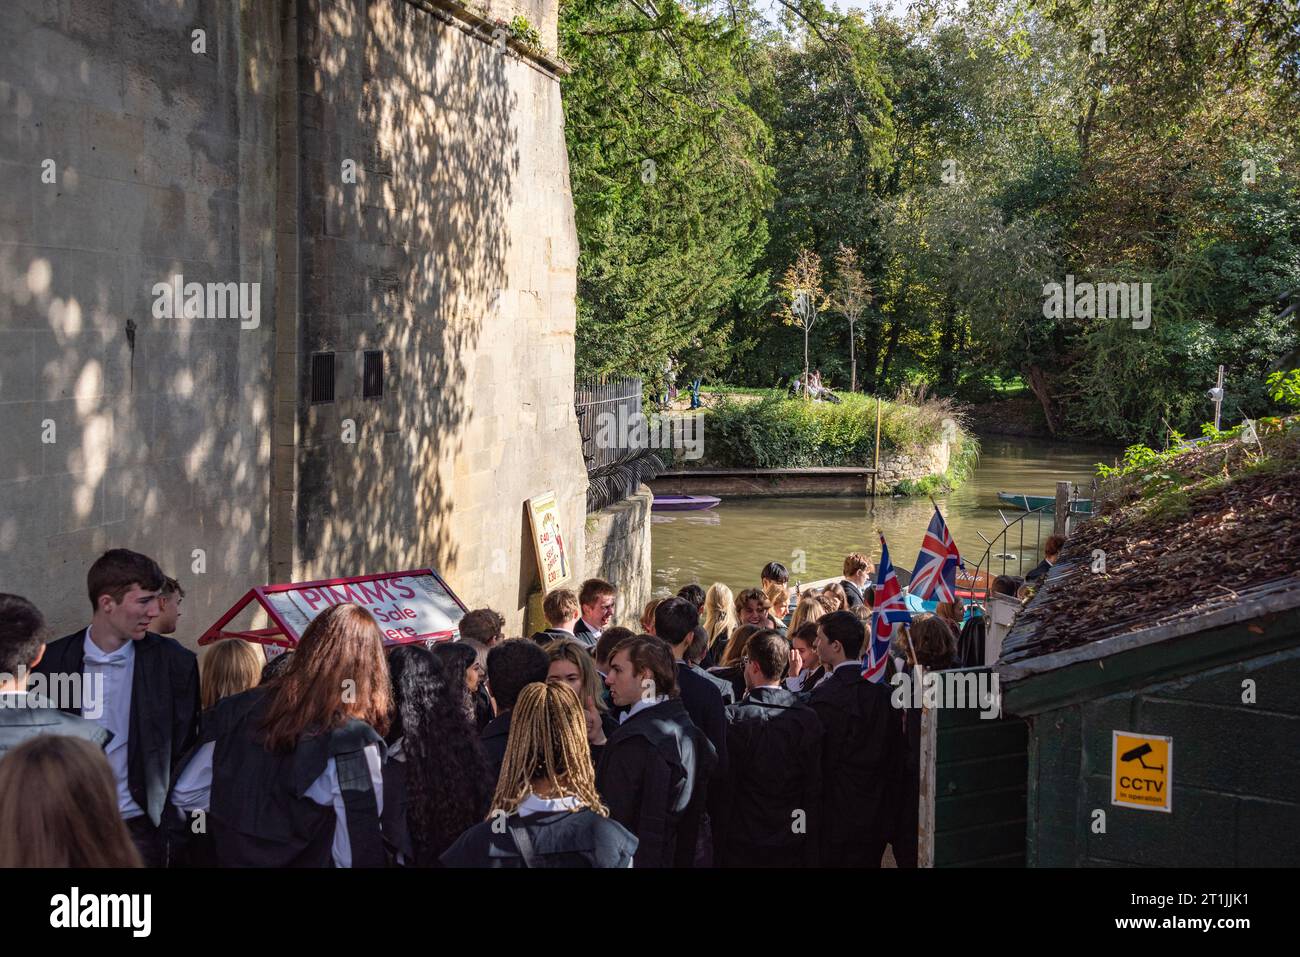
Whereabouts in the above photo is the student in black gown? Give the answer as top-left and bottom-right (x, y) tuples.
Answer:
(384, 644), (493, 866)
(479, 639), (551, 783)
(719, 630), (824, 867)
(596, 636), (715, 867)
(441, 681), (637, 868)
(33, 549), (199, 867)
(168, 603), (389, 867)
(808, 611), (905, 869)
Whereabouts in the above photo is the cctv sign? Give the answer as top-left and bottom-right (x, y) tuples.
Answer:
(1112, 731), (1173, 813)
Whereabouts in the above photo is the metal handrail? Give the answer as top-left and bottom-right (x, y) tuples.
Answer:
(968, 503), (1057, 608)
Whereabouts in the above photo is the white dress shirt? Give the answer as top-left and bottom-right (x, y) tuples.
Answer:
(619, 694), (667, 724)
(82, 628), (144, 820)
(170, 739), (385, 868)
(517, 793), (584, 815)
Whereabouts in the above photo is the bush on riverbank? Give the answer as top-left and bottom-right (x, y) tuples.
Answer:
(698, 390), (979, 491)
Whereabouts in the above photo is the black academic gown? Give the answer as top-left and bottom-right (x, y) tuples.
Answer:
(195, 687), (386, 868)
(571, 619), (600, 651)
(675, 662), (728, 772)
(440, 807), (638, 868)
(33, 629), (200, 828)
(692, 662), (735, 706)
(481, 710), (513, 785)
(595, 698), (716, 868)
(841, 580), (865, 609)
(809, 662), (905, 868)
(718, 685), (824, 868)
(530, 627), (576, 646)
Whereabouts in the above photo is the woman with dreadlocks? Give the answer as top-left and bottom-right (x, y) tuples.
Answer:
(440, 681), (638, 868)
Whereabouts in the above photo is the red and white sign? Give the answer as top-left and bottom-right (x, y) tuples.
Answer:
(199, 569), (467, 649)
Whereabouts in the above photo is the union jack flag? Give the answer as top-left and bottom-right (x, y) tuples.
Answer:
(909, 505), (965, 603)
(865, 534), (911, 683)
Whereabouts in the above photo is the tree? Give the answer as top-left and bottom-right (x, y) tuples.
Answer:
(829, 244), (872, 392)
(777, 248), (829, 397)
(561, 0), (775, 381)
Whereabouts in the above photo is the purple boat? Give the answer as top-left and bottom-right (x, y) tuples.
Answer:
(652, 494), (721, 512)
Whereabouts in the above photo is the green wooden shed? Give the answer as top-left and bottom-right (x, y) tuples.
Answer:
(997, 573), (1300, 866)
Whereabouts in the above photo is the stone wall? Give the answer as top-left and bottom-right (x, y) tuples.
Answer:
(290, 0), (587, 635)
(577, 486), (652, 634)
(0, 0), (280, 641)
(874, 436), (953, 492)
(0, 0), (587, 643)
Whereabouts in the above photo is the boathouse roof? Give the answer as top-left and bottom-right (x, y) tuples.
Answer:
(996, 418), (1300, 705)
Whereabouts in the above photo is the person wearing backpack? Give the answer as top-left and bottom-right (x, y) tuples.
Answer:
(441, 680), (637, 868)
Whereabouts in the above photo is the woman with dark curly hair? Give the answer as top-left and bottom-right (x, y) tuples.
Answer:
(430, 639), (482, 723)
(387, 644), (493, 866)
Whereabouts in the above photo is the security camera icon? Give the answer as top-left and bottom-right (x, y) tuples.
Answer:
(1121, 742), (1164, 773)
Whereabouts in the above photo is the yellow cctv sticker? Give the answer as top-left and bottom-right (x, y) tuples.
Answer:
(1112, 731), (1172, 813)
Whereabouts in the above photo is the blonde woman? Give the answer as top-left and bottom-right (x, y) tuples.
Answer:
(544, 638), (617, 742)
(440, 681), (638, 867)
(200, 638), (265, 711)
(764, 581), (791, 633)
(788, 596), (826, 637)
(701, 583), (738, 667)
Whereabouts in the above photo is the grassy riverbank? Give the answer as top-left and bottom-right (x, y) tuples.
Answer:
(684, 389), (979, 493)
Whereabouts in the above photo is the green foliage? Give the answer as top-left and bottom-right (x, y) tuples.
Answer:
(561, 0), (774, 383)
(698, 391), (977, 495)
(1268, 370), (1300, 410)
(563, 0), (1300, 442)
(507, 16), (542, 50)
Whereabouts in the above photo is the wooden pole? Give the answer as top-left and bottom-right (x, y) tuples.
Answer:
(1053, 481), (1072, 538)
(1213, 365), (1225, 432)
(873, 396), (882, 499)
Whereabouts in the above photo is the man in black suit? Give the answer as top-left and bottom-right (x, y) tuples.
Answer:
(573, 578), (616, 648)
(653, 598), (727, 772)
(529, 587), (583, 646)
(597, 636), (715, 867)
(654, 597), (729, 866)
(840, 552), (873, 609)
(720, 629), (824, 867)
(0, 594), (111, 758)
(809, 611), (904, 868)
(32, 549), (200, 867)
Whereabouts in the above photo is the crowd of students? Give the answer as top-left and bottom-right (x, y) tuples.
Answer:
(0, 546), (997, 869)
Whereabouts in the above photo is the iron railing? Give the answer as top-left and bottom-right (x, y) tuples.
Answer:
(575, 376), (666, 512)
(967, 495), (1090, 605)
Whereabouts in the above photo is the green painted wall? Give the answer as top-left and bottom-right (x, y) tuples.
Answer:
(1025, 643), (1300, 867)
(934, 685), (1029, 867)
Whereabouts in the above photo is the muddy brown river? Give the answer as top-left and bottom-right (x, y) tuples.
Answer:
(651, 435), (1119, 595)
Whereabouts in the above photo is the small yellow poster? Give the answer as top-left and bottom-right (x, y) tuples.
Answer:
(1112, 730), (1173, 813)
(527, 491), (571, 592)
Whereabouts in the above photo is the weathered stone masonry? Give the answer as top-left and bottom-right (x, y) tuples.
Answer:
(0, 0), (590, 642)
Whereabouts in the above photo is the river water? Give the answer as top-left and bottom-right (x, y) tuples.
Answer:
(651, 435), (1119, 596)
